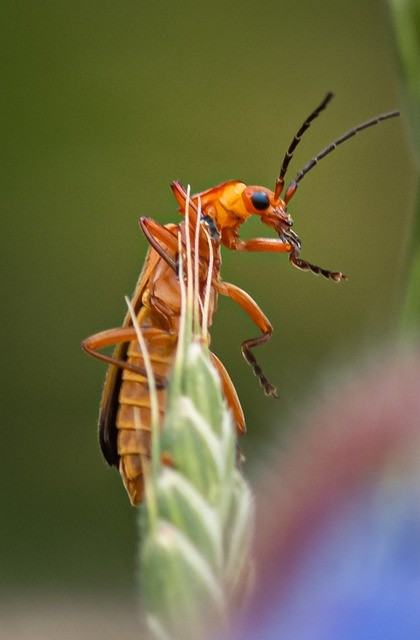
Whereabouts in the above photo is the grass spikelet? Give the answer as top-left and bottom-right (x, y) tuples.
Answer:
(137, 189), (254, 639)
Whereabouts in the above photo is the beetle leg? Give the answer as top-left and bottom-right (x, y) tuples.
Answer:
(215, 280), (278, 398)
(82, 326), (167, 387)
(221, 227), (293, 253)
(139, 218), (179, 271)
(140, 217), (207, 278)
(223, 225), (347, 281)
(210, 352), (246, 433)
(223, 228), (348, 280)
(289, 247), (348, 281)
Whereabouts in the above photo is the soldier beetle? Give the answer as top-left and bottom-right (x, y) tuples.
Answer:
(83, 93), (399, 504)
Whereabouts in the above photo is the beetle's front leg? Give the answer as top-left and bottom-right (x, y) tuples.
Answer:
(288, 244), (348, 282)
(222, 227), (293, 253)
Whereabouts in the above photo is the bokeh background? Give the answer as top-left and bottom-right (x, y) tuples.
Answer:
(1, 0), (414, 636)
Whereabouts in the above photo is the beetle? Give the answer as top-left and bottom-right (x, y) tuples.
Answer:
(83, 198), (247, 504)
(83, 93), (399, 504)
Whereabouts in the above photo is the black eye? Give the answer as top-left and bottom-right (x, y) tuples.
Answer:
(251, 191), (270, 211)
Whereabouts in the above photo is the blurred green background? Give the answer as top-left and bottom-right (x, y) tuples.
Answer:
(1, 0), (413, 632)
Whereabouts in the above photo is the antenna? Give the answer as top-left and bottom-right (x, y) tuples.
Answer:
(283, 108), (400, 204)
(274, 92), (334, 200)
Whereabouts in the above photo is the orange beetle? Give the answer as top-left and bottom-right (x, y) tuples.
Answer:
(83, 93), (399, 504)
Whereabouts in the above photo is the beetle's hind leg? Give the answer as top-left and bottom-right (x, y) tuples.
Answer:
(82, 326), (168, 387)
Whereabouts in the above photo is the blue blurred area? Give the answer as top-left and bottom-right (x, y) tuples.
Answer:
(234, 350), (420, 640)
(240, 479), (420, 639)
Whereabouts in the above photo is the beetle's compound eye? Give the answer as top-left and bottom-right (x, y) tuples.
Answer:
(251, 191), (270, 211)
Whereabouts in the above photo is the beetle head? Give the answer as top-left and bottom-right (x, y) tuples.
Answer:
(241, 185), (297, 240)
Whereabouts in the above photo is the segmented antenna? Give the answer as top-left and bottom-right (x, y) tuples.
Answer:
(283, 108), (400, 204)
(274, 92), (334, 200)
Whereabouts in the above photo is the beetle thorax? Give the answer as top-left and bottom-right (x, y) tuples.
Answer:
(204, 181), (251, 231)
